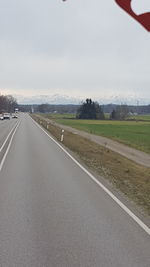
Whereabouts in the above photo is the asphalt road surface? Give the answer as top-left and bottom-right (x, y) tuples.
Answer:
(0, 114), (149, 267)
(0, 118), (18, 147)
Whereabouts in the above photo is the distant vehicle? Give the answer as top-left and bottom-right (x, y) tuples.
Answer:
(3, 113), (10, 120)
(0, 114), (4, 120)
(12, 114), (18, 119)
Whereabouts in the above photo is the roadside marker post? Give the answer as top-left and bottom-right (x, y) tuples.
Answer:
(61, 129), (64, 142)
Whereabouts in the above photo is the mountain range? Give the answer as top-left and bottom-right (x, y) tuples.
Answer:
(17, 93), (150, 106)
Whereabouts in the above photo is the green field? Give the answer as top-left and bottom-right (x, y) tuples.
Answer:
(128, 114), (150, 121)
(41, 113), (76, 120)
(41, 113), (150, 153)
(57, 119), (150, 154)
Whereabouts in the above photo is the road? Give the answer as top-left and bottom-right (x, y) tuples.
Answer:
(0, 118), (17, 147)
(0, 114), (149, 267)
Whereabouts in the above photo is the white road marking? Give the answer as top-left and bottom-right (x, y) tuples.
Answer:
(31, 116), (150, 236)
(0, 121), (20, 172)
(0, 121), (18, 153)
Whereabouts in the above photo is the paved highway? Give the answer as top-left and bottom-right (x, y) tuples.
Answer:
(0, 114), (149, 267)
(0, 118), (18, 147)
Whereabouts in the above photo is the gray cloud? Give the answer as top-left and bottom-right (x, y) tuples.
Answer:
(0, 0), (150, 103)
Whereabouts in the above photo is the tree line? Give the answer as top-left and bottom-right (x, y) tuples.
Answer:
(76, 99), (130, 120)
(35, 99), (130, 120)
(0, 94), (18, 113)
(76, 99), (105, 119)
(25, 99), (150, 120)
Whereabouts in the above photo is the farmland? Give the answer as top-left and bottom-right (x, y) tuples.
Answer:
(42, 114), (150, 154)
(129, 114), (150, 121)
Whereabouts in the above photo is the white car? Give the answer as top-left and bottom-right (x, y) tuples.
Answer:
(0, 114), (4, 120)
(3, 113), (10, 120)
(12, 114), (18, 118)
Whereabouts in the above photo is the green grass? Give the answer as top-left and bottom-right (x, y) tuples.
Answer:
(41, 113), (150, 121)
(39, 113), (150, 153)
(55, 119), (150, 154)
(128, 114), (150, 121)
(40, 113), (76, 120)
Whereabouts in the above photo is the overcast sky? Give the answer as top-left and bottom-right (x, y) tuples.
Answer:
(0, 0), (150, 104)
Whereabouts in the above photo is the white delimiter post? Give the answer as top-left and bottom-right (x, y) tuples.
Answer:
(61, 129), (64, 142)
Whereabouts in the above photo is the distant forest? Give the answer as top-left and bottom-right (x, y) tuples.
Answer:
(19, 103), (150, 115)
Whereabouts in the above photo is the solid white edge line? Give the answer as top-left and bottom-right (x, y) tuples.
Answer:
(31, 116), (150, 236)
(0, 121), (18, 153)
(0, 121), (20, 172)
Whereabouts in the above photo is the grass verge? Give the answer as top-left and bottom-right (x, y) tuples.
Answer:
(57, 119), (150, 153)
(41, 113), (150, 153)
(31, 114), (150, 216)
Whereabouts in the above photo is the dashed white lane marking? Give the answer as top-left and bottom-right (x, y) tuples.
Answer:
(0, 122), (18, 153)
(0, 121), (20, 172)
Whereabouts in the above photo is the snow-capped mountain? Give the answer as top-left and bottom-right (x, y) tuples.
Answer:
(17, 94), (83, 105)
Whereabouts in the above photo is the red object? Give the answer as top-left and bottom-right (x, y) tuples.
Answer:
(115, 0), (150, 31)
